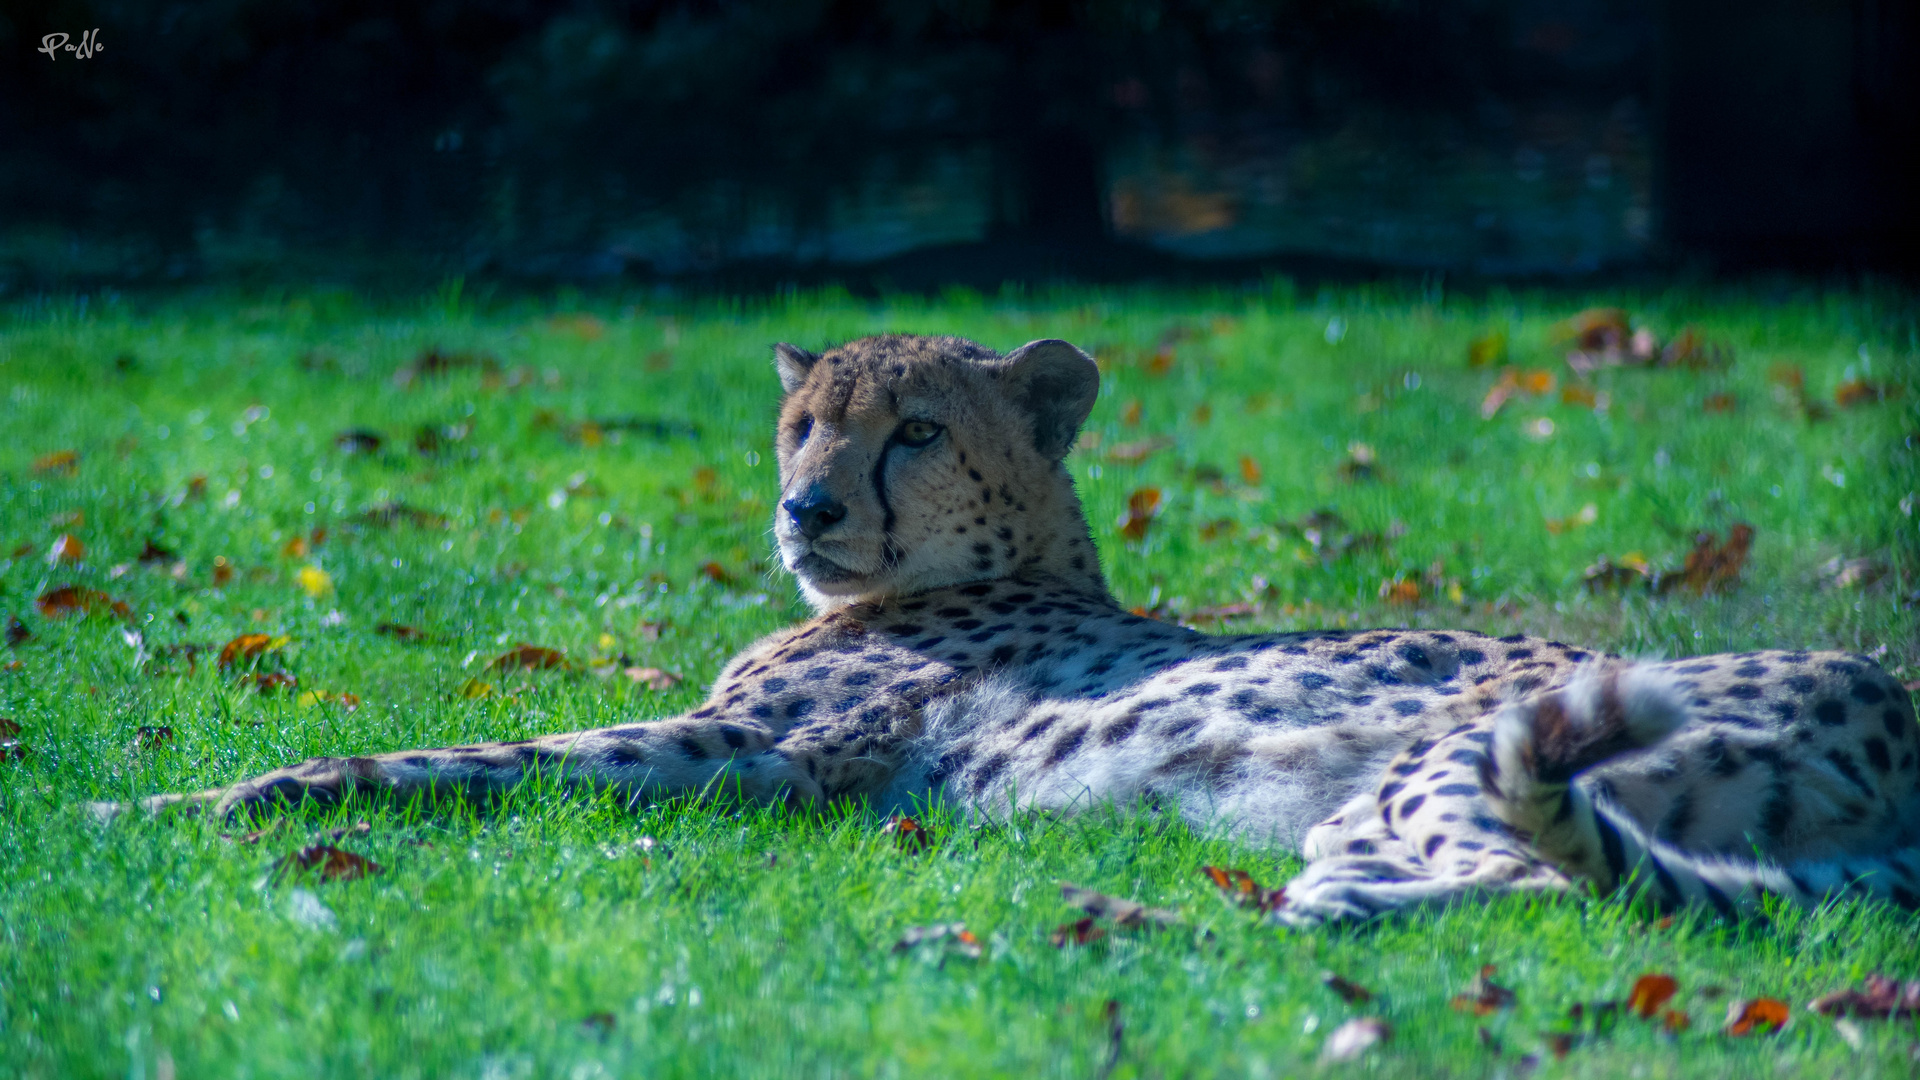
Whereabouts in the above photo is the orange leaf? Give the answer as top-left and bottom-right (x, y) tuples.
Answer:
(1238, 455), (1262, 484)
(34, 585), (131, 620)
(1628, 974), (1678, 1018)
(1723, 997), (1789, 1036)
(212, 557), (234, 586)
(1519, 369), (1556, 395)
(700, 561), (736, 586)
(490, 645), (568, 671)
(1380, 579), (1421, 605)
(1146, 348), (1175, 376)
(1200, 864), (1285, 911)
(247, 671), (298, 695)
(33, 450), (79, 474)
(1450, 964), (1516, 1016)
(217, 633), (279, 669)
(1049, 917), (1107, 947)
(273, 844), (384, 883)
(881, 814), (932, 852)
(48, 534), (86, 563)
(1120, 399), (1142, 426)
(1835, 379), (1898, 408)
(1117, 487), (1163, 542)
(281, 536), (310, 558)
(1661, 1008), (1691, 1032)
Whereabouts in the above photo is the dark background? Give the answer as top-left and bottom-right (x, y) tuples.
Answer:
(2, 0), (1916, 288)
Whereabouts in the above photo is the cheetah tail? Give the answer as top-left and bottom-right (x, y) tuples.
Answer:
(1482, 664), (1920, 915)
(1480, 664), (1689, 893)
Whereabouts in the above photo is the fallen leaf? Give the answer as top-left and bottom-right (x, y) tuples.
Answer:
(1468, 330), (1507, 368)
(621, 666), (683, 691)
(1059, 884), (1179, 929)
(1544, 503), (1599, 535)
(1120, 399), (1142, 426)
(1338, 441), (1378, 481)
(1321, 971), (1373, 1005)
(35, 585), (132, 620)
(296, 565), (333, 597)
(333, 428), (383, 454)
(1191, 402), (1212, 425)
(1106, 437), (1171, 464)
(136, 539), (177, 565)
(218, 633), (288, 669)
(1724, 997), (1789, 1036)
(297, 690), (361, 711)
(457, 678), (496, 699)
(1628, 974), (1679, 1018)
(1481, 368), (1559, 418)
(272, 844), (385, 883)
(490, 645), (567, 671)
(1554, 308), (1629, 352)
(580, 1012), (616, 1039)
(1379, 579), (1421, 605)
(132, 725), (174, 752)
(892, 922), (982, 959)
(1200, 865), (1286, 912)
(393, 347), (500, 387)
(354, 502), (448, 529)
(247, 671), (299, 695)
(1321, 1017), (1390, 1062)
(1146, 348), (1175, 376)
(1179, 602), (1257, 625)
(1655, 523), (1755, 595)
(1702, 392), (1736, 413)
(32, 450), (79, 475)
(1810, 974), (1920, 1019)
(0, 717), (24, 760)
(48, 534), (85, 564)
(1836, 379), (1900, 408)
(1238, 456), (1262, 484)
(1542, 1032), (1577, 1059)
(1660, 326), (1730, 369)
(1560, 384), (1597, 407)
(5, 615), (29, 646)
(1050, 917), (1107, 947)
(1662, 1008), (1691, 1032)
(212, 557), (233, 586)
(547, 313), (605, 340)
(1452, 965), (1517, 1016)
(700, 561), (735, 586)
(1820, 556), (1886, 590)
(881, 814), (933, 852)
(1116, 488), (1162, 542)
(375, 623), (427, 642)
(1582, 553), (1649, 592)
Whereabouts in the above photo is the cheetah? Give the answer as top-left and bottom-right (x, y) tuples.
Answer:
(114, 334), (1920, 925)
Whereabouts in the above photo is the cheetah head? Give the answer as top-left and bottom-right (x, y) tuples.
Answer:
(771, 333), (1106, 611)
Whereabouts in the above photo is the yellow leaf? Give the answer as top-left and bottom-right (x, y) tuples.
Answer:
(296, 565), (333, 597)
(458, 678), (495, 699)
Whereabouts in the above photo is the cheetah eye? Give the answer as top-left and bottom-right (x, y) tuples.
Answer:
(794, 414), (814, 443)
(897, 420), (942, 448)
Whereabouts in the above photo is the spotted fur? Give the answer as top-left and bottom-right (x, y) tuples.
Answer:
(116, 335), (1920, 924)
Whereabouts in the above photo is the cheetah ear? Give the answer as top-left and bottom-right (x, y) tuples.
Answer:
(994, 339), (1100, 459)
(774, 343), (820, 394)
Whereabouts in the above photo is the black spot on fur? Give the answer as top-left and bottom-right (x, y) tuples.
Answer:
(1826, 749), (1873, 795)
(1725, 683), (1763, 700)
(1347, 839), (1377, 854)
(785, 699), (815, 720)
(1814, 700), (1847, 726)
(1424, 835), (1446, 858)
(763, 677), (789, 693)
(1297, 672), (1333, 689)
(1864, 737), (1892, 773)
(1392, 699), (1425, 716)
(1399, 793), (1426, 817)
(1434, 783), (1479, 797)
(1100, 714), (1140, 745)
(1852, 679), (1888, 705)
(1184, 682), (1220, 697)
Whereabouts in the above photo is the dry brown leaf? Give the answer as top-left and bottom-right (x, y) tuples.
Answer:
(1660, 327), (1730, 369)
(1200, 865), (1285, 912)
(333, 429), (383, 454)
(1451, 965), (1517, 1015)
(1049, 917), (1107, 947)
(580, 1012), (617, 1039)
(1835, 379), (1900, 408)
(1179, 602), (1256, 625)
(1810, 975), (1920, 1019)
(246, 671), (298, 695)
(1321, 1017), (1390, 1062)
(1237, 455), (1262, 484)
(1662, 1008), (1691, 1032)
(1380, 579), (1421, 606)
(893, 922), (982, 959)
(1582, 554), (1650, 592)
(1467, 331), (1507, 368)
(1544, 503), (1598, 535)
(212, 557), (233, 586)
(1059, 884), (1179, 929)
(880, 814), (932, 853)
(622, 667), (682, 691)
(33, 450), (79, 475)
(1337, 441), (1379, 482)
(490, 645), (568, 671)
(48, 534), (86, 563)
(1554, 308), (1628, 351)
(393, 347), (499, 387)
(1702, 392), (1736, 413)
(1542, 1032), (1577, 1059)
(1724, 997), (1789, 1035)
(1560, 384), (1597, 407)
(355, 502), (448, 529)
(35, 585), (132, 620)
(1116, 488), (1162, 542)
(217, 633), (286, 669)
(1321, 971), (1373, 1005)
(1106, 437), (1171, 464)
(132, 725), (174, 753)
(0, 717), (24, 760)
(700, 561), (736, 586)
(1628, 974), (1679, 1018)
(272, 844), (385, 883)
(375, 623), (428, 643)
(1120, 399), (1142, 426)
(1656, 523), (1755, 595)
(5, 615), (29, 647)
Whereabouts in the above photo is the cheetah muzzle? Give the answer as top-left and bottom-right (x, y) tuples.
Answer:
(109, 334), (1920, 924)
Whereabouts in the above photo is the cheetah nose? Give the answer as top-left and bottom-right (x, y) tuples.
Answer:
(783, 487), (847, 540)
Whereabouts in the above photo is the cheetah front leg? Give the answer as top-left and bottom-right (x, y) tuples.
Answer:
(1276, 728), (1570, 927)
(102, 712), (884, 821)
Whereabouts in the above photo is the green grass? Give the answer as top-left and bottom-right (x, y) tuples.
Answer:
(2, 280), (1916, 1078)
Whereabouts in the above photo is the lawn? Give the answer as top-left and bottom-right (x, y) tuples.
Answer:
(1, 280), (1916, 1078)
